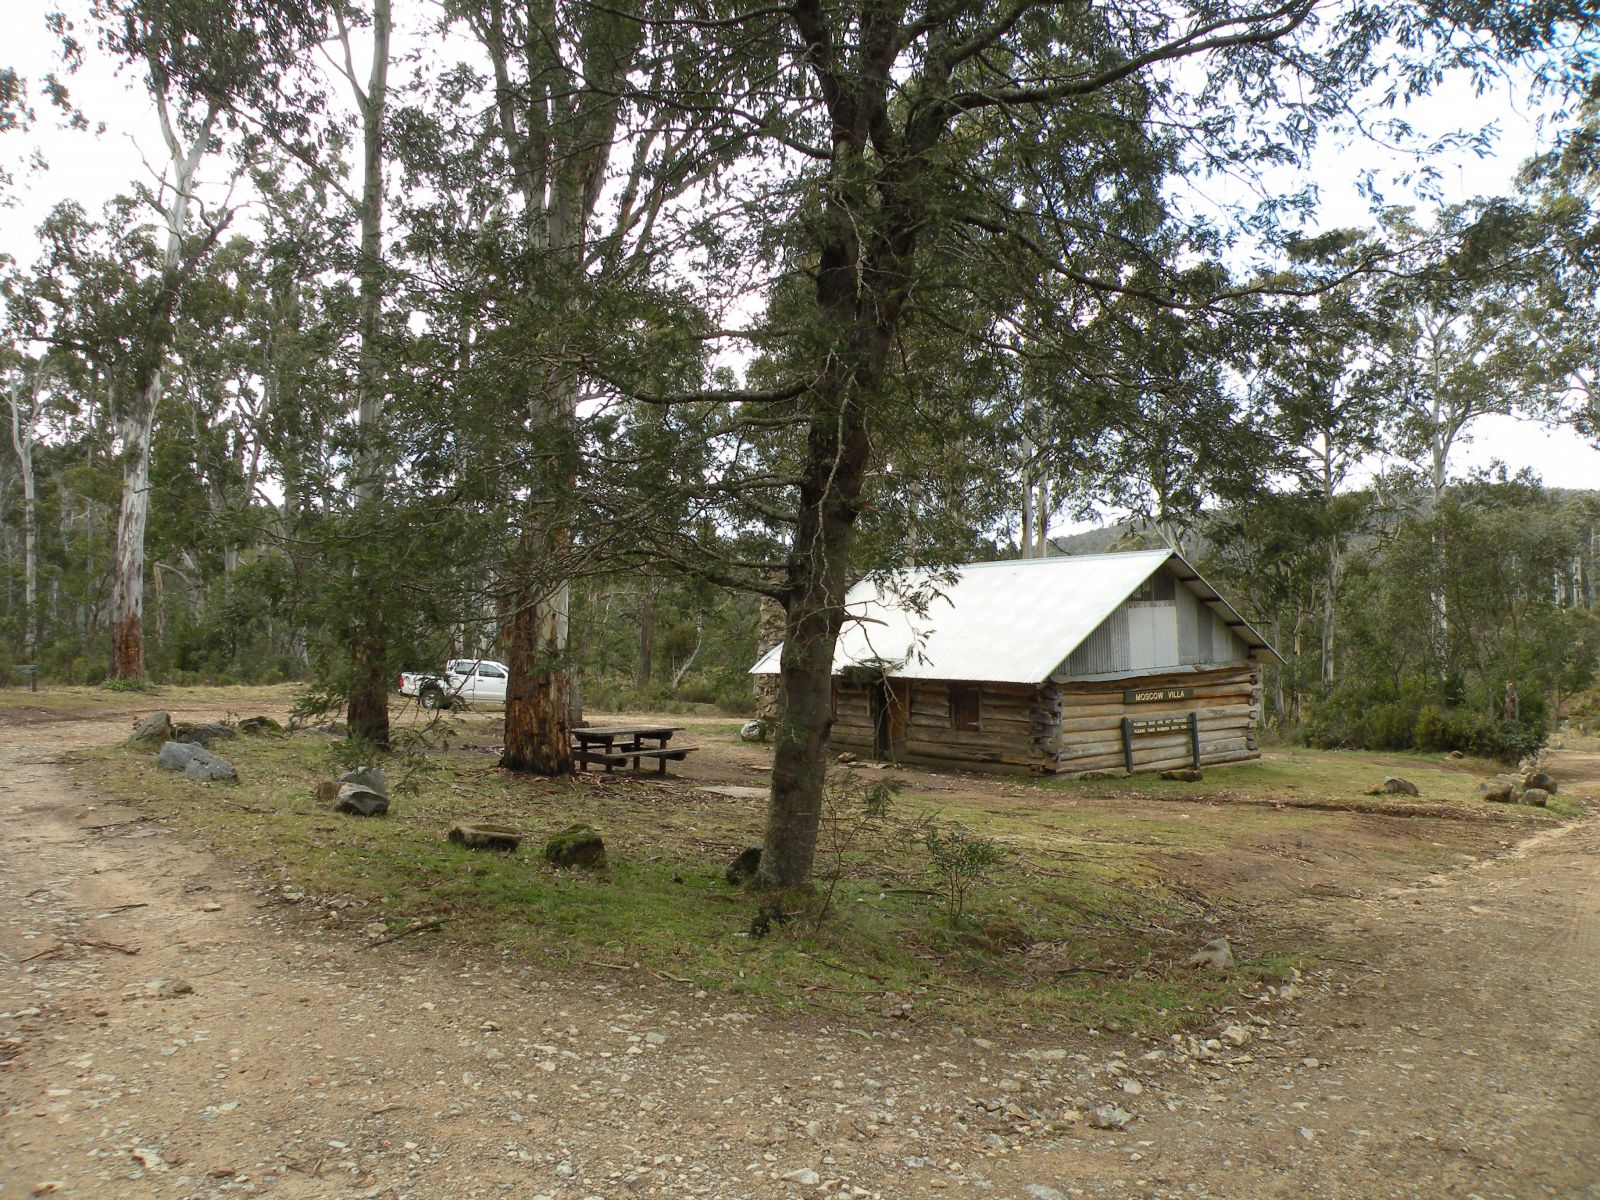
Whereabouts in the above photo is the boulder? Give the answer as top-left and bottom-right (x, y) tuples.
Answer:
(544, 823), (606, 870)
(1186, 936), (1234, 971)
(725, 846), (762, 885)
(1520, 787), (1551, 808)
(1159, 768), (1203, 782)
(173, 721), (237, 747)
(183, 749), (237, 782)
(337, 765), (388, 796)
(237, 715), (284, 735)
(738, 720), (770, 743)
(1523, 771), (1557, 794)
(1382, 776), (1420, 797)
(1448, 749), (1465, 759)
(1475, 777), (1517, 804)
(449, 823), (522, 851)
(156, 741), (200, 771)
(336, 783), (389, 817)
(129, 712), (174, 747)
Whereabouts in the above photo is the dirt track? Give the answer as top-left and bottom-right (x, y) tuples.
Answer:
(2, 716), (1598, 1199)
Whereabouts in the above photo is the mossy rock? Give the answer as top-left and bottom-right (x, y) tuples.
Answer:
(544, 823), (606, 870)
(238, 715), (284, 735)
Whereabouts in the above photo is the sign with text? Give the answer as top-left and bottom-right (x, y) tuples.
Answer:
(1124, 686), (1194, 704)
(1129, 716), (1191, 736)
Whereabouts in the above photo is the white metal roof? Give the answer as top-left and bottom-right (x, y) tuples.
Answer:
(748, 549), (1278, 683)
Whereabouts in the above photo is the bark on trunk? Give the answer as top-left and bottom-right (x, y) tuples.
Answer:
(755, 307), (885, 892)
(7, 369), (42, 662)
(342, 0), (393, 747)
(109, 396), (157, 678)
(105, 85), (219, 678)
(637, 589), (654, 687)
(501, 530), (573, 774)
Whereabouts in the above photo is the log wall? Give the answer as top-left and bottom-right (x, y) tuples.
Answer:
(1048, 663), (1262, 776)
(828, 662), (1262, 776)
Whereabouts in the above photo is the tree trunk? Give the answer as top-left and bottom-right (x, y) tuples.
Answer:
(342, 0), (393, 747)
(106, 86), (218, 678)
(636, 587), (654, 687)
(7, 369), (41, 663)
(109, 396), (157, 678)
(756, 334), (884, 892)
(1320, 555), (1337, 687)
(500, 527), (573, 774)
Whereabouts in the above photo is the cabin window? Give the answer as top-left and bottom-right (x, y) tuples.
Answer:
(1130, 573), (1176, 603)
(949, 684), (981, 731)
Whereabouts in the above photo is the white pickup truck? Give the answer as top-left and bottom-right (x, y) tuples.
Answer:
(397, 659), (509, 710)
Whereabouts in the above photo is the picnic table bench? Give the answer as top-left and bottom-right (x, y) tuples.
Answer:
(571, 724), (699, 775)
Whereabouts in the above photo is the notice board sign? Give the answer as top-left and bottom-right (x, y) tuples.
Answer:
(1119, 710), (1201, 772)
(1125, 686), (1195, 704)
(1129, 716), (1190, 736)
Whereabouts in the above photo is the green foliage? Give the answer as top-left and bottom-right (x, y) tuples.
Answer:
(924, 823), (1005, 927)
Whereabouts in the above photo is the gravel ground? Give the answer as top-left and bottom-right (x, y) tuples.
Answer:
(2, 716), (1597, 1200)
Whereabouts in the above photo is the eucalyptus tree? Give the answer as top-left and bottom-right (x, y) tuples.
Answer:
(3, 350), (52, 662)
(602, 0), (1600, 891)
(1373, 202), (1562, 501)
(45, 0), (329, 677)
(401, 0), (755, 773)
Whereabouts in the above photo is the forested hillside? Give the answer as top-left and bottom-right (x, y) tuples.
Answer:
(6, 0), (1600, 887)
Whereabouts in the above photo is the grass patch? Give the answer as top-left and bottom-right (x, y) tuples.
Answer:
(71, 725), (1557, 1036)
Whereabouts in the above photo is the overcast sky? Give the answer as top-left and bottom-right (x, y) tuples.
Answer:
(5, 1), (1599, 502)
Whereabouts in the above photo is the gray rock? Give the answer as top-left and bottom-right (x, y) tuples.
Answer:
(1089, 1104), (1133, 1130)
(544, 824), (606, 869)
(779, 1168), (820, 1186)
(1475, 777), (1517, 804)
(1523, 771), (1557, 794)
(1520, 787), (1551, 807)
(1186, 936), (1234, 971)
(725, 847), (762, 885)
(738, 720), (770, 743)
(1024, 1187), (1066, 1200)
(173, 721), (236, 746)
(1159, 768), (1203, 782)
(337, 765), (388, 796)
(129, 712), (174, 747)
(156, 741), (200, 771)
(184, 751), (237, 782)
(336, 783), (389, 817)
(1382, 776), (1420, 796)
(237, 715), (283, 735)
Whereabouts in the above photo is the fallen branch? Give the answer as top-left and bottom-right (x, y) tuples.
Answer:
(85, 817), (155, 832)
(360, 920), (444, 949)
(18, 944), (65, 963)
(97, 903), (149, 915)
(78, 938), (140, 955)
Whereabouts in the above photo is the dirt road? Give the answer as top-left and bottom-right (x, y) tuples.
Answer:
(2, 717), (1597, 1199)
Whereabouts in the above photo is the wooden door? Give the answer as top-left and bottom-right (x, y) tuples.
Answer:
(871, 677), (910, 762)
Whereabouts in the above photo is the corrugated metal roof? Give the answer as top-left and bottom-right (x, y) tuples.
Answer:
(749, 549), (1279, 683)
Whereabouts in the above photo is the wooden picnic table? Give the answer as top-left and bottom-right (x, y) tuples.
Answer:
(571, 724), (697, 775)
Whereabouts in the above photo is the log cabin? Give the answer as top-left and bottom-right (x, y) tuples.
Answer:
(749, 549), (1281, 776)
